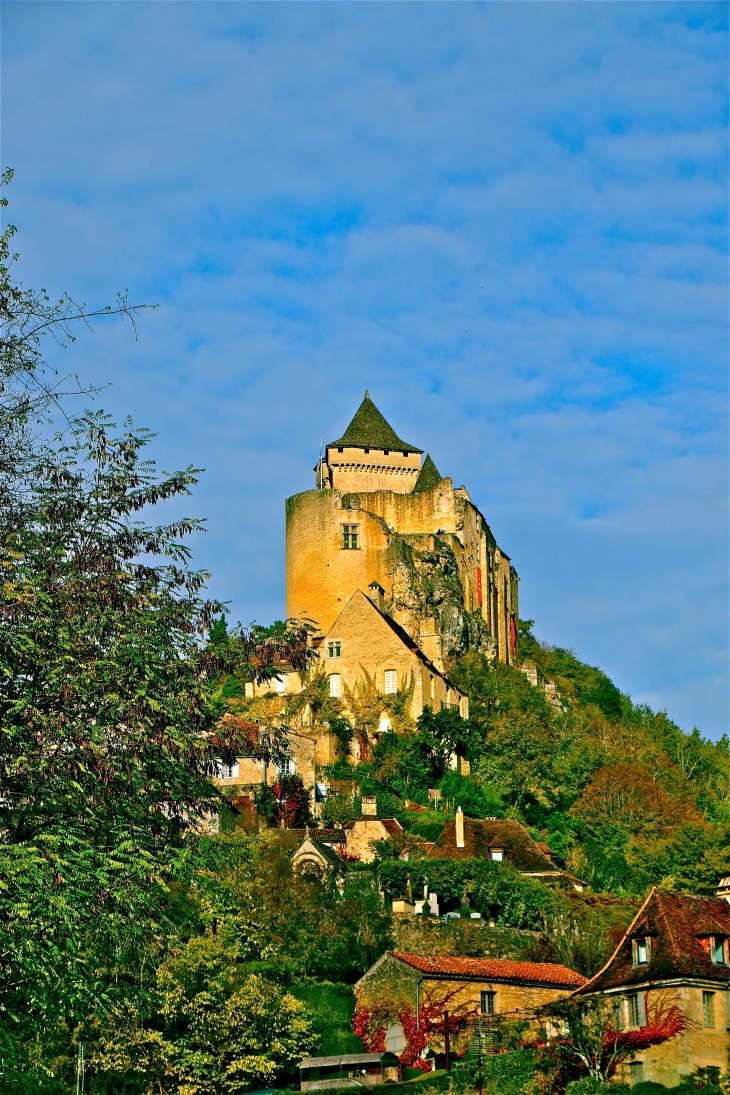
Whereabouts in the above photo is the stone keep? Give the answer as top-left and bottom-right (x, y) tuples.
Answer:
(286, 392), (519, 672)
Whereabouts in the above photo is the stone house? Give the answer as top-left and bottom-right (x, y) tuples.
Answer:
(355, 950), (586, 1061)
(344, 797), (404, 863)
(427, 810), (584, 890)
(574, 887), (730, 1087)
(213, 717), (317, 811)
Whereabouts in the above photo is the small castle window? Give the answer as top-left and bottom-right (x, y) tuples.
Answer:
(632, 937), (650, 966)
(384, 670), (398, 694)
(480, 991), (496, 1015)
(490, 847), (504, 862)
(329, 673), (342, 698)
(338, 447), (344, 453)
(364, 448), (370, 453)
(342, 524), (359, 549)
(703, 991), (715, 1028)
(402, 451), (408, 457)
(328, 642), (341, 658)
(430, 674), (435, 700)
(384, 449), (390, 455)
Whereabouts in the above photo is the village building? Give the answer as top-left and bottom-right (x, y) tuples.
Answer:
(212, 717), (318, 810)
(292, 835), (346, 878)
(574, 887), (730, 1088)
(355, 951), (586, 1063)
(286, 391), (519, 672)
(427, 809), (583, 890)
(343, 796), (404, 862)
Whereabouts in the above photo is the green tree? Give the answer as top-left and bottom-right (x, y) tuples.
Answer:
(96, 933), (318, 1094)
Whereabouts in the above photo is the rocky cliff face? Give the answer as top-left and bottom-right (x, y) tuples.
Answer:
(386, 534), (496, 663)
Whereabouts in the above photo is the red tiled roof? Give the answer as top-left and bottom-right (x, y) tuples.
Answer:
(391, 951), (587, 988)
(578, 888), (730, 993)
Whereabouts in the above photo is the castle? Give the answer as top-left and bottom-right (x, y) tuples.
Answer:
(216, 391), (520, 785)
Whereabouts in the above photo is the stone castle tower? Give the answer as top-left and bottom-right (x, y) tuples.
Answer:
(286, 392), (519, 672)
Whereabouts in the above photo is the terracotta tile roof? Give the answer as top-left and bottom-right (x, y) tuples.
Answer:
(578, 888), (730, 993)
(428, 817), (565, 876)
(392, 951), (586, 988)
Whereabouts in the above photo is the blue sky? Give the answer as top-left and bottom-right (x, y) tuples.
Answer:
(3, 2), (728, 737)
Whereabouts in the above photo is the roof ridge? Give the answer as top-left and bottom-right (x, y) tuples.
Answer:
(657, 891), (682, 961)
(576, 887), (657, 997)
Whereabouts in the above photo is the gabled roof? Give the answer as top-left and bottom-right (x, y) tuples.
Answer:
(577, 888), (730, 993)
(324, 590), (466, 699)
(412, 454), (443, 494)
(328, 392), (422, 454)
(294, 837), (345, 870)
(390, 951), (586, 989)
(427, 816), (565, 876)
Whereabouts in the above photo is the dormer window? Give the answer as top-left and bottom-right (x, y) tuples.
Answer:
(632, 937), (651, 966)
(711, 936), (728, 965)
(490, 847), (504, 862)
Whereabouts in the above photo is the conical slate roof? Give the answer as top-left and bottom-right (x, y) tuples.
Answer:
(329, 392), (422, 454)
(412, 453), (442, 494)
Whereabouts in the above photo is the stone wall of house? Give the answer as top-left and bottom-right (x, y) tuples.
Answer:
(612, 985), (729, 1087)
(346, 818), (399, 863)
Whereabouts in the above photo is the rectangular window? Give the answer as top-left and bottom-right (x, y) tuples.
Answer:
(703, 991), (715, 1028)
(384, 669), (398, 694)
(480, 991), (496, 1015)
(273, 675), (286, 694)
(711, 937), (727, 964)
(629, 1062), (644, 1086)
(277, 758), (295, 777)
(218, 762), (239, 780)
(490, 847), (504, 862)
(429, 674), (434, 700)
(329, 673), (342, 698)
(627, 994), (640, 1028)
(633, 937), (650, 966)
(342, 524), (359, 549)
(327, 641), (341, 658)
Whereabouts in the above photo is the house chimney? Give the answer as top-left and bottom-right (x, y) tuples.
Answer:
(361, 796), (378, 817)
(455, 807), (465, 849)
(716, 876), (730, 904)
(368, 582), (386, 612)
